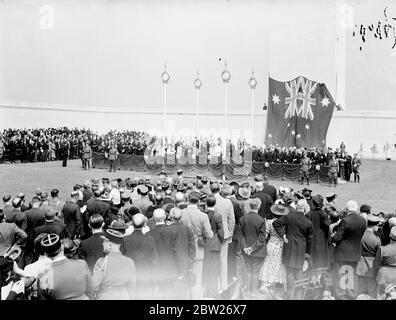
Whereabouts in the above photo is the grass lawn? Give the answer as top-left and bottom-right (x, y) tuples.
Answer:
(0, 159), (395, 214)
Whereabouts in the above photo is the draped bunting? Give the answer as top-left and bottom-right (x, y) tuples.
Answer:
(92, 152), (331, 182)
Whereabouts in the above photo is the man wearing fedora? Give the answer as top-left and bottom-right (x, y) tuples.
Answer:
(251, 181), (274, 220)
(273, 199), (313, 299)
(330, 200), (366, 300)
(356, 214), (381, 298)
(306, 195), (331, 269)
(235, 198), (267, 297)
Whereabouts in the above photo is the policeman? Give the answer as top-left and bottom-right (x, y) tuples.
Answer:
(108, 144), (118, 173)
(328, 154), (339, 187)
(352, 153), (361, 183)
(299, 152), (312, 185)
(82, 142), (92, 170)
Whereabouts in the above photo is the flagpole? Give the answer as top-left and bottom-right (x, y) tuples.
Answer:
(221, 60), (231, 159)
(249, 68), (258, 146)
(194, 71), (202, 139)
(161, 63), (170, 154)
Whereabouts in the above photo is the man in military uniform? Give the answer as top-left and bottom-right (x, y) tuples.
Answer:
(328, 154), (339, 187)
(60, 138), (70, 167)
(82, 142), (92, 170)
(108, 143), (118, 173)
(299, 152), (312, 185)
(352, 153), (361, 183)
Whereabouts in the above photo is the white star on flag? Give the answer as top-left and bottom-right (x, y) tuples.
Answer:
(305, 124), (310, 130)
(272, 94), (280, 105)
(291, 131), (296, 135)
(287, 123), (290, 128)
(296, 134), (301, 138)
(321, 97), (330, 107)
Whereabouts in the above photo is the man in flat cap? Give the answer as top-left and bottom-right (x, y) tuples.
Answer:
(356, 214), (381, 298)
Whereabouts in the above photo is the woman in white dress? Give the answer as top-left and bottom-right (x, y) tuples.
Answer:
(259, 203), (289, 298)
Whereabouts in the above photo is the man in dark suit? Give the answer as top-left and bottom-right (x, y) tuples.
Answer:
(273, 199), (313, 299)
(254, 175), (277, 202)
(61, 191), (83, 239)
(331, 200), (366, 300)
(17, 193), (30, 212)
(120, 213), (157, 299)
(33, 208), (69, 240)
(77, 214), (105, 273)
(86, 190), (111, 228)
(250, 181), (274, 219)
(24, 196), (45, 236)
(235, 198), (267, 297)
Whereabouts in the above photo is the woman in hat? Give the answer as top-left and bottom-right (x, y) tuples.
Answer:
(258, 204), (289, 298)
(92, 224), (136, 300)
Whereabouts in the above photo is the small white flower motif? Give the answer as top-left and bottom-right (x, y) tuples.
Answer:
(291, 131), (296, 135)
(296, 134), (301, 138)
(305, 124), (310, 130)
(321, 97), (330, 107)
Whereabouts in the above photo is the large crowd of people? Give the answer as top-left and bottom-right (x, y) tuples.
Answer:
(1, 172), (395, 300)
(1, 128), (362, 183)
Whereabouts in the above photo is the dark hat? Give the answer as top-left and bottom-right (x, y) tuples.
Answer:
(177, 169), (183, 175)
(229, 181), (240, 189)
(302, 188), (312, 194)
(138, 178), (145, 185)
(177, 184), (186, 192)
(196, 175), (202, 180)
(254, 174), (264, 182)
(109, 219), (128, 231)
(103, 228), (125, 244)
(238, 186), (251, 199)
(41, 234), (62, 256)
(312, 195), (324, 208)
(360, 204), (371, 213)
(270, 204), (289, 216)
(159, 170), (167, 176)
(209, 177), (217, 184)
(201, 176), (208, 183)
(161, 182), (170, 190)
(2, 194), (11, 202)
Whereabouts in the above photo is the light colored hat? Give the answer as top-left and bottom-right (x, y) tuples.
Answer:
(345, 200), (358, 212)
(296, 199), (309, 212)
(390, 226), (396, 241)
(389, 217), (396, 228)
(255, 181), (264, 190)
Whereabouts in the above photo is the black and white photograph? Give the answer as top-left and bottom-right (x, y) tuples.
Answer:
(0, 0), (396, 306)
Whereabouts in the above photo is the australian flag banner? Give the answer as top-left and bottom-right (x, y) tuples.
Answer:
(264, 76), (336, 149)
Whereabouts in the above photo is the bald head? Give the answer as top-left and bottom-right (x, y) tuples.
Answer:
(132, 213), (146, 229)
(153, 208), (166, 222)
